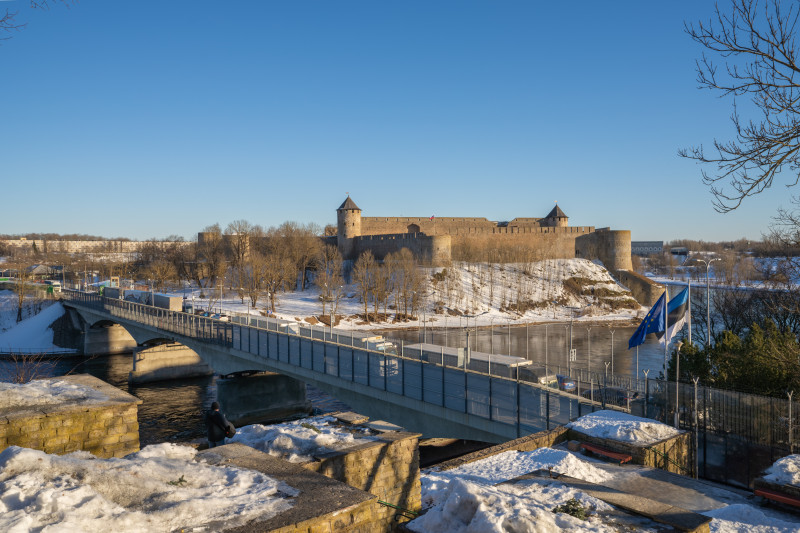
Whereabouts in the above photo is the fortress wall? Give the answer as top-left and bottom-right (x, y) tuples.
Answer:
(360, 218), (594, 238)
(450, 231), (582, 261)
(360, 217), (495, 236)
(617, 270), (663, 307)
(574, 230), (632, 271)
(353, 233), (451, 265)
(448, 226), (594, 235)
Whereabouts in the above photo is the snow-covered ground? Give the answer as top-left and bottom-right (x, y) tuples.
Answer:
(0, 290), (57, 333)
(0, 301), (74, 354)
(0, 443), (298, 532)
(763, 454), (800, 486)
(212, 412), (800, 532)
(2, 408), (799, 532)
(0, 378), (107, 409)
(164, 259), (643, 332)
(228, 415), (379, 463)
(409, 442), (800, 533)
(566, 410), (682, 445)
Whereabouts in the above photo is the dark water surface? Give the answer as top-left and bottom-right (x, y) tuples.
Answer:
(0, 354), (351, 446)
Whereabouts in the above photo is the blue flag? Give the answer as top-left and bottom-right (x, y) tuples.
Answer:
(628, 291), (667, 349)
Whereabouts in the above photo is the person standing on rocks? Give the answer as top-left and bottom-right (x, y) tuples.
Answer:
(204, 401), (235, 448)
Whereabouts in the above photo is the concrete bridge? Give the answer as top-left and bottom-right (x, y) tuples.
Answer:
(62, 290), (596, 443)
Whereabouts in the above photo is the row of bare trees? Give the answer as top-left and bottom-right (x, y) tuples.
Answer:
(132, 221), (324, 312)
(349, 248), (427, 323)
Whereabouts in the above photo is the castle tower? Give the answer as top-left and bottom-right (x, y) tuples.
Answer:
(541, 204), (568, 228)
(337, 196), (362, 259)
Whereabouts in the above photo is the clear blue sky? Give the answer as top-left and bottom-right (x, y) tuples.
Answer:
(0, 1), (788, 242)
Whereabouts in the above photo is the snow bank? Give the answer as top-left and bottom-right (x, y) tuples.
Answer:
(0, 301), (73, 353)
(410, 447), (616, 533)
(567, 410), (682, 445)
(763, 454), (800, 486)
(438, 448), (612, 485)
(704, 503), (800, 533)
(229, 415), (379, 463)
(409, 476), (616, 533)
(0, 443), (298, 532)
(0, 378), (108, 409)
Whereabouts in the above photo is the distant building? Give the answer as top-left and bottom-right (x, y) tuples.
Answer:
(631, 241), (664, 256)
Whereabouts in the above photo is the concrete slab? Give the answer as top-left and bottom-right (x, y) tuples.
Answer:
(331, 411), (370, 425)
(365, 419), (405, 433)
(505, 470), (712, 533)
(586, 460), (752, 513)
(198, 443), (376, 533)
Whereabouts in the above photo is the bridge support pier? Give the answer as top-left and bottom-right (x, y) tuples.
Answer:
(217, 372), (312, 427)
(129, 343), (213, 384)
(84, 323), (137, 355)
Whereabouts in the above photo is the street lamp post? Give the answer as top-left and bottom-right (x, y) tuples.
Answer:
(507, 320), (511, 356)
(695, 258), (720, 347)
(675, 341), (683, 428)
(490, 318), (495, 355)
(610, 329), (615, 375)
(587, 327), (592, 374)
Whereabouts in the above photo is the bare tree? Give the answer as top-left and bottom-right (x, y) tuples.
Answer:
(239, 251), (269, 308)
(373, 262), (390, 320)
(192, 224), (227, 293)
(144, 259), (177, 292)
(10, 259), (33, 322)
(314, 244), (343, 316)
(681, 0), (800, 212)
(275, 222), (321, 290)
(352, 251), (375, 322)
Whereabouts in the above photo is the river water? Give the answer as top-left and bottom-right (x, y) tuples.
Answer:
(0, 354), (351, 446)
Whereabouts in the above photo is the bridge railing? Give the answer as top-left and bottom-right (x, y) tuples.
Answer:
(62, 289), (624, 437)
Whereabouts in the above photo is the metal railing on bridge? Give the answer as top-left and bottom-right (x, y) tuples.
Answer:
(62, 289), (623, 438)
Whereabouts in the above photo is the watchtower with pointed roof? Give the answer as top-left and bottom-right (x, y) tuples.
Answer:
(337, 196), (362, 258)
(541, 204), (568, 228)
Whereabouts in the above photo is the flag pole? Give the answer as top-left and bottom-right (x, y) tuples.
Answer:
(664, 285), (669, 376)
(687, 277), (692, 346)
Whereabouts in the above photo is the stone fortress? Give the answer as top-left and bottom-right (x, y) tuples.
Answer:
(335, 196), (660, 305)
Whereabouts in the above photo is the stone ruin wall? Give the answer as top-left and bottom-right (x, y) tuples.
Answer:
(0, 375), (142, 459)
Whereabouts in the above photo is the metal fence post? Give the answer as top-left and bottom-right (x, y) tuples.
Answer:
(516, 379), (521, 438)
(546, 389), (550, 430)
(693, 377), (699, 479)
(790, 390), (795, 454)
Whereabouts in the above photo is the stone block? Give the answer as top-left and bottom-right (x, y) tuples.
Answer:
(118, 432), (139, 444)
(99, 435), (121, 446)
(106, 424), (127, 436)
(308, 521), (333, 533)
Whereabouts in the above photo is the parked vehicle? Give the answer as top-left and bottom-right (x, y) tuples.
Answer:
(581, 387), (639, 406)
(519, 366), (558, 388)
(556, 374), (576, 392)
